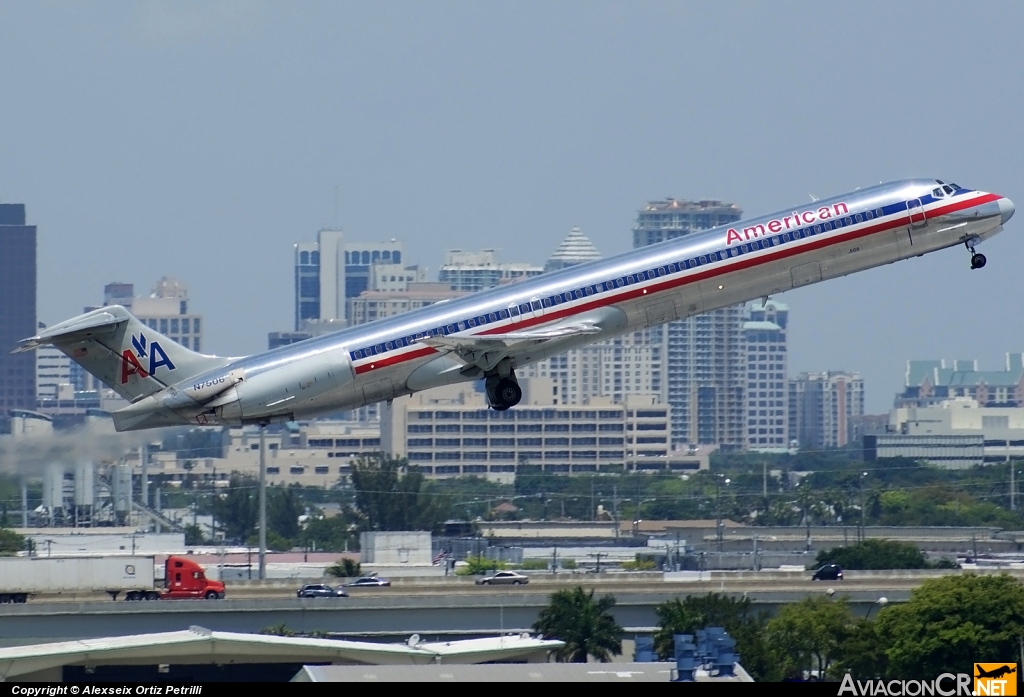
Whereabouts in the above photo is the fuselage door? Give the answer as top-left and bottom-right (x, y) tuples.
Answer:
(907, 198), (927, 229)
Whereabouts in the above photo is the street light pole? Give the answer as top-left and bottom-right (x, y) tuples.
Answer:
(258, 424), (267, 581)
(715, 474), (730, 553)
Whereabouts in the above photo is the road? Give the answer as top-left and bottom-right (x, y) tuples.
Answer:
(4, 568), (1011, 647)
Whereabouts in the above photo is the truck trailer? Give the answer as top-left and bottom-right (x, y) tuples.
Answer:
(0, 555), (225, 603)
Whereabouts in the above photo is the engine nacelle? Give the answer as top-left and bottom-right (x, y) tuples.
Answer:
(211, 345), (354, 425)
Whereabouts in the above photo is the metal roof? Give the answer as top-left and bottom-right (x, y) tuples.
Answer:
(0, 627), (564, 681)
(294, 662), (755, 682)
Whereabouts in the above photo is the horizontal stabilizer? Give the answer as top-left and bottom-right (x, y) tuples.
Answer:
(13, 305), (234, 407)
(12, 310), (126, 352)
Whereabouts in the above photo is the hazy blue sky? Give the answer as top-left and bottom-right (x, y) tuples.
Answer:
(2, 2), (1022, 413)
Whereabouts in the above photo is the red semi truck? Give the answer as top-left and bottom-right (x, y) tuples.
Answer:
(0, 555), (225, 603)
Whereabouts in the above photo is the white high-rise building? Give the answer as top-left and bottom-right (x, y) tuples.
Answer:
(544, 227), (601, 272)
(521, 229), (664, 407)
(294, 229), (405, 328)
(439, 249), (543, 292)
(788, 371), (865, 450)
(35, 332), (71, 402)
(101, 278), (204, 352)
(743, 300), (789, 452)
(633, 198), (745, 449)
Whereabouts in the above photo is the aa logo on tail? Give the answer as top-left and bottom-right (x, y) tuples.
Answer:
(121, 332), (176, 384)
(975, 663), (1017, 696)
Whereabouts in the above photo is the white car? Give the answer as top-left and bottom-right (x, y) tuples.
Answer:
(476, 571), (529, 586)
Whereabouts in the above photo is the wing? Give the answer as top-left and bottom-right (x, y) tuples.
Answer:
(417, 307), (625, 374)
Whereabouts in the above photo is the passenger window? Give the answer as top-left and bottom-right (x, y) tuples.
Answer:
(385, 341), (394, 350)
(531, 301), (542, 311)
(521, 303), (532, 313)
(854, 214), (862, 223)
(353, 350), (363, 359)
(509, 306), (519, 316)
(498, 309), (508, 319)
(542, 298), (552, 307)
(876, 208), (884, 217)
(468, 318), (477, 327)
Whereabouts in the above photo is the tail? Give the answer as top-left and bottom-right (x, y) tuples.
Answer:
(14, 305), (233, 403)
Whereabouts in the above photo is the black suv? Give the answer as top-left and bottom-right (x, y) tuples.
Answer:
(296, 583), (348, 598)
(811, 564), (844, 581)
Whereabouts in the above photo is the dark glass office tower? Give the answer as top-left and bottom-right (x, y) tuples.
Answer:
(0, 203), (37, 414)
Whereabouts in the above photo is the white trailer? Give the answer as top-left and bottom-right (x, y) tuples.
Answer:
(0, 556), (156, 603)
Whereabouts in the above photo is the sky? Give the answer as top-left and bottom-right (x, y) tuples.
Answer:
(1, 1), (1022, 413)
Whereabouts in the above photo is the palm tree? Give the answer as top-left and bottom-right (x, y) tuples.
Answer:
(532, 586), (623, 662)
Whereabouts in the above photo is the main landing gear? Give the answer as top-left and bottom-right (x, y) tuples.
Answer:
(485, 373), (522, 411)
(966, 239), (987, 270)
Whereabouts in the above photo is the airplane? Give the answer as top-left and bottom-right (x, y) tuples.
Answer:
(15, 179), (1015, 432)
(975, 665), (1016, 679)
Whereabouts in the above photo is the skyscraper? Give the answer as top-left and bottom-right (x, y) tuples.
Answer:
(294, 229), (405, 329)
(632, 198), (744, 449)
(743, 299), (789, 451)
(543, 227), (601, 272)
(438, 249), (543, 292)
(788, 371), (865, 450)
(0, 203), (37, 415)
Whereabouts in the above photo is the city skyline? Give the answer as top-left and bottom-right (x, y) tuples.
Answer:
(3, 3), (1023, 413)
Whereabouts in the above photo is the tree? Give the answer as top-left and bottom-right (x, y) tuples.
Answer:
(875, 574), (1024, 679)
(0, 527), (26, 556)
(213, 475), (258, 543)
(183, 523), (205, 546)
(326, 558), (361, 578)
(301, 515), (358, 552)
(268, 487), (302, 540)
(813, 539), (930, 570)
(350, 454), (449, 531)
(831, 618), (888, 680)
(456, 555), (507, 576)
(533, 586), (623, 663)
(653, 594), (776, 681)
(765, 596), (855, 680)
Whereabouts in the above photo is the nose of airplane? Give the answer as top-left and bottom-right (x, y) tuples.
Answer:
(999, 197), (1015, 225)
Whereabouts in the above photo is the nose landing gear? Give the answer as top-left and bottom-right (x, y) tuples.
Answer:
(966, 239), (987, 270)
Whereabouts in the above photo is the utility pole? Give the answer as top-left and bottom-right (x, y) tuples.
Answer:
(258, 424), (267, 580)
(859, 472), (867, 543)
(633, 472), (642, 536)
(1011, 461), (1017, 511)
(590, 479), (595, 522)
(762, 461), (767, 499)
(141, 443), (149, 510)
(612, 484), (619, 539)
(552, 544), (557, 575)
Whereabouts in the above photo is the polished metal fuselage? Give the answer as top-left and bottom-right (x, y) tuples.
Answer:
(201, 179), (1009, 426)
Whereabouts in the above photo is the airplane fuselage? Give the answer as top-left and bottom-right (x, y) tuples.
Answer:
(94, 179), (1016, 430)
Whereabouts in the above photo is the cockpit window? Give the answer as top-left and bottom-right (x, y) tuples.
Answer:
(935, 179), (945, 185)
(943, 185), (955, 195)
(933, 188), (944, 198)
(950, 183), (961, 190)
